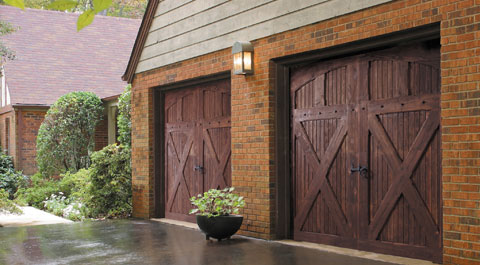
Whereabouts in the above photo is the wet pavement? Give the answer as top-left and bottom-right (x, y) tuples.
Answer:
(0, 220), (398, 265)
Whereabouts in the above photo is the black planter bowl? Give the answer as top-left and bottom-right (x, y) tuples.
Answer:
(196, 214), (243, 241)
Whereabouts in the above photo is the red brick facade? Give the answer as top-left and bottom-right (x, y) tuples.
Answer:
(16, 109), (47, 175)
(131, 0), (480, 264)
(94, 115), (109, 152)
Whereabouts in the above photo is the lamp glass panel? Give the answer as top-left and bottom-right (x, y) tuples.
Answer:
(243, 52), (252, 71)
(233, 52), (243, 73)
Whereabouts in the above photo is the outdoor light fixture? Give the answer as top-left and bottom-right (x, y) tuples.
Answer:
(232, 41), (253, 75)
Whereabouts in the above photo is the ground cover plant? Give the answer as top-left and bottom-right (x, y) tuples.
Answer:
(0, 189), (22, 214)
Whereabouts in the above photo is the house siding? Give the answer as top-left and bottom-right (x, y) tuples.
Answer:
(0, 110), (16, 162)
(131, 0), (480, 264)
(137, 0), (394, 73)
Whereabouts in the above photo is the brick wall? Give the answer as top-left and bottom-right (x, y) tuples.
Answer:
(16, 109), (46, 175)
(131, 0), (480, 264)
(94, 115), (109, 151)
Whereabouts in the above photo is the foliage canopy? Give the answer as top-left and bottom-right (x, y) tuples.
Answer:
(0, 20), (17, 63)
(36, 91), (103, 177)
(2, 0), (146, 30)
(117, 84), (131, 148)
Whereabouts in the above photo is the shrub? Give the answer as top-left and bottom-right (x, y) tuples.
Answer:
(15, 173), (59, 208)
(0, 189), (22, 215)
(58, 169), (91, 199)
(0, 152), (28, 199)
(36, 91), (103, 176)
(15, 169), (91, 209)
(117, 84), (131, 148)
(87, 144), (131, 218)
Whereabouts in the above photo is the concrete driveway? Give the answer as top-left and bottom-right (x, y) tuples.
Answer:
(0, 220), (399, 265)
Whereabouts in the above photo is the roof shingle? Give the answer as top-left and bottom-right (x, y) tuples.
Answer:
(1, 6), (141, 106)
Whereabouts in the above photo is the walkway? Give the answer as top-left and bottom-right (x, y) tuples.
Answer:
(0, 206), (72, 227)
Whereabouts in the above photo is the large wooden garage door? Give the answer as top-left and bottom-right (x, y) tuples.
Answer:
(164, 79), (231, 222)
(291, 43), (442, 262)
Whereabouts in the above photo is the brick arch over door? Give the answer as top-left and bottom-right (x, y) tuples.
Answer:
(163, 79), (231, 222)
(290, 42), (442, 262)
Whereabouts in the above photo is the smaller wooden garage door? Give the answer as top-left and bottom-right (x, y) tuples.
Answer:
(291, 42), (442, 262)
(164, 79), (231, 222)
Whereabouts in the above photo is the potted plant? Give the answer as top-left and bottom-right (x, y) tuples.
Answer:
(190, 187), (245, 241)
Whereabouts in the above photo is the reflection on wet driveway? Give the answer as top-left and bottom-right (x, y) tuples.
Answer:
(0, 220), (397, 265)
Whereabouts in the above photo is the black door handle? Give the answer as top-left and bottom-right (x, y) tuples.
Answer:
(194, 165), (204, 173)
(351, 165), (368, 178)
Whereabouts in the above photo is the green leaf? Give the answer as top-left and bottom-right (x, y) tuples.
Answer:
(3, 0), (25, 9)
(47, 0), (77, 11)
(77, 10), (95, 31)
(93, 0), (112, 13)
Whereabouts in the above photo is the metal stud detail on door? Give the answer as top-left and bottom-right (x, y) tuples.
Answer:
(291, 43), (442, 262)
(164, 79), (231, 222)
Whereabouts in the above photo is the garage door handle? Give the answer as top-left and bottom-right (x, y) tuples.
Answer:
(351, 165), (368, 178)
(194, 165), (204, 173)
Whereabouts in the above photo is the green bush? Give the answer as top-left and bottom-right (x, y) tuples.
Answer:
(36, 91), (103, 177)
(87, 144), (131, 218)
(0, 152), (28, 199)
(0, 150), (14, 169)
(117, 84), (131, 148)
(0, 189), (22, 214)
(15, 173), (59, 208)
(58, 169), (91, 199)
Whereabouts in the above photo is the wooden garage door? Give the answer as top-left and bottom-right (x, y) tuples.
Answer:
(164, 79), (231, 222)
(291, 43), (442, 262)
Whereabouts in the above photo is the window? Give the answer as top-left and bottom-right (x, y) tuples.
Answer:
(108, 105), (119, 145)
(0, 66), (11, 107)
(5, 117), (10, 155)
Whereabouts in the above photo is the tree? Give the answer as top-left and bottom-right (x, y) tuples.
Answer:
(117, 84), (131, 148)
(36, 92), (103, 177)
(2, 0), (146, 31)
(0, 20), (17, 64)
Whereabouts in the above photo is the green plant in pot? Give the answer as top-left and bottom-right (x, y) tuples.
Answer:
(190, 187), (245, 241)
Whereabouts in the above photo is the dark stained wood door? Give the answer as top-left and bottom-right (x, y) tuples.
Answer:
(291, 57), (359, 247)
(291, 43), (442, 262)
(164, 79), (231, 222)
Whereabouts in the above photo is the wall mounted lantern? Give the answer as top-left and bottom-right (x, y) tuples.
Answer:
(232, 41), (253, 75)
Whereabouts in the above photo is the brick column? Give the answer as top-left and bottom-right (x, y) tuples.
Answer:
(440, 1), (480, 263)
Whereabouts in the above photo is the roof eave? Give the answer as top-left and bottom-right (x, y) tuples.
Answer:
(122, 0), (160, 83)
(13, 103), (51, 108)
